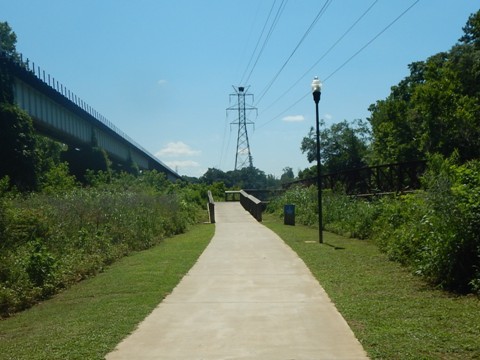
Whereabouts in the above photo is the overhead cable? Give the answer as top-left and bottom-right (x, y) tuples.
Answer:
(255, 0), (333, 106)
(243, 0), (288, 86)
(239, 0), (277, 85)
(260, 0), (378, 114)
(256, 0), (421, 129)
(324, 0), (420, 82)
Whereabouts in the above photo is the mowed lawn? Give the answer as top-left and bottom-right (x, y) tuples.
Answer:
(263, 213), (480, 359)
(0, 224), (214, 360)
(1, 214), (479, 359)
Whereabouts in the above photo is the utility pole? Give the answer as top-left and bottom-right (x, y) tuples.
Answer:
(226, 86), (257, 170)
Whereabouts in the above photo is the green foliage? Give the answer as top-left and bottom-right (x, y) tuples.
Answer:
(323, 191), (381, 239)
(35, 135), (65, 181)
(0, 224), (214, 360)
(200, 166), (280, 189)
(266, 185), (318, 226)
(40, 162), (78, 194)
(373, 155), (480, 293)
(280, 166), (295, 184)
(368, 10), (480, 164)
(301, 119), (370, 173)
(62, 145), (112, 183)
(0, 171), (207, 317)
(460, 10), (480, 48)
(0, 103), (39, 191)
(263, 215), (480, 359)
(267, 186), (380, 239)
(0, 21), (18, 56)
(268, 155), (480, 294)
(0, 21), (18, 103)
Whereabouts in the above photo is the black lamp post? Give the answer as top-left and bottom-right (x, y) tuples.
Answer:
(311, 76), (323, 244)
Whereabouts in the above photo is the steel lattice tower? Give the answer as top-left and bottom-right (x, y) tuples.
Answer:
(226, 86), (257, 170)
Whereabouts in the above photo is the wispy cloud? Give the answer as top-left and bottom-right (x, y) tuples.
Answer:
(157, 79), (168, 86)
(165, 160), (200, 169)
(282, 115), (304, 122)
(324, 113), (333, 121)
(155, 141), (201, 157)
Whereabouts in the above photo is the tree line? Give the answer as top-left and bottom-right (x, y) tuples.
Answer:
(299, 10), (480, 180)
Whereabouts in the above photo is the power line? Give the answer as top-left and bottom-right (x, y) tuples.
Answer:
(243, 0), (288, 86)
(324, 0), (420, 82)
(239, 0), (277, 86)
(260, 0), (378, 115)
(256, 0), (421, 129)
(255, 0), (333, 106)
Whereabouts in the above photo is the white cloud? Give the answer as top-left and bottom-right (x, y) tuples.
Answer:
(282, 115), (304, 122)
(165, 160), (200, 169)
(155, 141), (201, 158)
(157, 79), (168, 85)
(324, 113), (333, 121)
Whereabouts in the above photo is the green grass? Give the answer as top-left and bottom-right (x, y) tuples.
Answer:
(263, 214), (480, 360)
(0, 223), (214, 360)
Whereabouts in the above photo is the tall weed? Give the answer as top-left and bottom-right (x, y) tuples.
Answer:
(0, 175), (205, 317)
(267, 157), (480, 294)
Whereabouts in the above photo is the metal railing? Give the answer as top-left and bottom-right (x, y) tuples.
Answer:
(285, 160), (427, 195)
(0, 49), (179, 178)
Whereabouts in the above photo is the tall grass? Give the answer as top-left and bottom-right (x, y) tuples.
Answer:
(0, 171), (208, 317)
(266, 156), (480, 294)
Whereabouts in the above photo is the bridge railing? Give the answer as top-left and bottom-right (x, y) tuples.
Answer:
(0, 49), (179, 179)
(239, 190), (263, 222)
(284, 160), (427, 195)
(207, 191), (215, 224)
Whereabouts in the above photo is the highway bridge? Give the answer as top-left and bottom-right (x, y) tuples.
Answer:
(1, 50), (180, 181)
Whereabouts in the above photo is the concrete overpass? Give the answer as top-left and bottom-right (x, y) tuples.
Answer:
(1, 50), (180, 181)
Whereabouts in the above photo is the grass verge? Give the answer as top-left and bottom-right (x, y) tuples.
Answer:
(0, 223), (214, 360)
(263, 214), (480, 360)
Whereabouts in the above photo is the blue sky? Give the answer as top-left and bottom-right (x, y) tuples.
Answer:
(1, 1), (478, 177)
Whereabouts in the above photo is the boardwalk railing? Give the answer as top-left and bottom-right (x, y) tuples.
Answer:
(207, 191), (215, 224)
(285, 160), (427, 195)
(239, 190), (263, 222)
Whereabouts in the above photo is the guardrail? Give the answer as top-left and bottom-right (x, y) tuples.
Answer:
(0, 49), (180, 179)
(284, 160), (426, 195)
(239, 190), (263, 222)
(207, 191), (215, 224)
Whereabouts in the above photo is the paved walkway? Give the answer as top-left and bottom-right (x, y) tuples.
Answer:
(106, 202), (368, 359)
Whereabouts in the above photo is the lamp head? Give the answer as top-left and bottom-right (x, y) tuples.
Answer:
(311, 76), (322, 94)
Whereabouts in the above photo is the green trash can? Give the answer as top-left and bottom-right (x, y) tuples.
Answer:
(284, 204), (295, 226)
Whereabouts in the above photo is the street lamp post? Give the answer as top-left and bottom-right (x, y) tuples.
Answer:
(311, 76), (323, 244)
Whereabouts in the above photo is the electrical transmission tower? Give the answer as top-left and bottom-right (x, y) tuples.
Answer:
(226, 86), (257, 170)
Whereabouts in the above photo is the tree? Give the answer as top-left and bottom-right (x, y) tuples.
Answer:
(200, 168), (229, 186)
(0, 103), (39, 190)
(0, 22), (18, 104)
(280, 167), (294, 184)
(301, 119), (370, 174)
(0, 22), (18, 56)
(369, 10), (480, 164)
(460, 10), (480, 48)
(61, 145), (112, 183)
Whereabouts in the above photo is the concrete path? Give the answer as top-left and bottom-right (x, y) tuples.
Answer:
(106, 202), (368, 359)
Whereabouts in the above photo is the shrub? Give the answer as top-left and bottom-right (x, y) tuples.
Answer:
(266, 185), (318, 226)
(323, 191), (381, 239)
(373, 154), (480, 294)
(0, 172), (206, 317)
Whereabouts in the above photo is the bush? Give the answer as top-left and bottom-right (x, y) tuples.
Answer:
(0, 172), (206, 317)
(266, 185), (318, 226)
(267, 186), (381, 239)
(323, 191), (381, 239)
(267, 158), (480, 294)
(373, 155), (480, 294)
